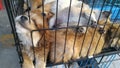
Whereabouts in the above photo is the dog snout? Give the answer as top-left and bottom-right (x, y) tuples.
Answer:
(91, 21), (97, 28)
(21, 16), (28, 22)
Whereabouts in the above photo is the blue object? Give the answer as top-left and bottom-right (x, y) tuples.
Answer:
(88, 0), (120, 21)
(77, 58), (99, 68)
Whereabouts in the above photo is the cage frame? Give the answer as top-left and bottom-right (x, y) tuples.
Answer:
(4, 0), (120, 68)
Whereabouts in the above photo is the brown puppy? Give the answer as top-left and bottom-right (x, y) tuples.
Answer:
(49, 26), (105, 63)
(15, 9), (53, 68)
(98, 19), (120, 48)
(96, 9), (120, 48)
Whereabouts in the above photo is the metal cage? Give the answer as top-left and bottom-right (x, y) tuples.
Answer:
(4, 0), (120, 68)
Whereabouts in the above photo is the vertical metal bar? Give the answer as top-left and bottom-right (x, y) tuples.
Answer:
(62, 0), (72, 62)
(54, 0), (59, 62)
(41, 0), (46, 62)
(9, 0), (15, 17)
(4, 0), (24, 67)
(26, 0), (31, 23)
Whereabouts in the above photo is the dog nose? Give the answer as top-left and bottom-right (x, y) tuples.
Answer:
(91, 21), (97, 25)
(21, 16), (28, 22)
(91, 21), (97, 28)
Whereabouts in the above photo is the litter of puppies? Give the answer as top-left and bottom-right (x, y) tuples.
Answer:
(14, 0), (120, 68)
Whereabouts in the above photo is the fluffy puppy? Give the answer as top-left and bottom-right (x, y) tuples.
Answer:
(15, 9), (52, 68)
(98, 19), (120, 49)
(109, 24), (120, 48)
(49, 26), (105, 63)
(95, 11), (119, 49)
(96, 11), (120, 48)
(49, 6), (97, 33)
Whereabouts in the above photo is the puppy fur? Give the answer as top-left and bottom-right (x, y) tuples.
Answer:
(15, 9), (53, 68)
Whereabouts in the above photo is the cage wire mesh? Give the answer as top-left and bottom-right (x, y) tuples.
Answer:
(4, 0), (120, 68)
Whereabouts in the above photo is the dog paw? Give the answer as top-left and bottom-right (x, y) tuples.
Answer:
(98, 27), (105, 34)
(74, 27), (86, 33)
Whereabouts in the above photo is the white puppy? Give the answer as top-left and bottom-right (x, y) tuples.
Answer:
(49, 6), (97, 33)
(15, 15), (41, 49)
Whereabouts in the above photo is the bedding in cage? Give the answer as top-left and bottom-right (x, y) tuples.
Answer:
(4, 0), (120, 68)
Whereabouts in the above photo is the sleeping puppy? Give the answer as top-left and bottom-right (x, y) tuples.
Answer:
(109, 24), (120, 49)
(15, 9), (52, 68)
(96, 11), (120, 49)
(98, 19), (120, 49)
(49, 25), (105, 63)
(49, 6), (97, 33)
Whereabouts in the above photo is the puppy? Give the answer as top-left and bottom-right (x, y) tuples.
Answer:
(49, 26), (105, 63)
(96, 11), (120, 49)
(49, 6), (97, 33)
(98, 19), (120, 49)
(15, 9), (52, 68)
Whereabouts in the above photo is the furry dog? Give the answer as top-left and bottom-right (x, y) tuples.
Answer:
(96, 11), (120, 48)
(49, 26), (105, 63)
(15, 9), (53, 68)
(98, 19), (120, 49)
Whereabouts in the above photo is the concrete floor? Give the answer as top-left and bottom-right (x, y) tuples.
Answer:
(0, 9), (21, 68)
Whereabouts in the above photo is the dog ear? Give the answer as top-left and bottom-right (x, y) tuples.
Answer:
(102, 11), (111, 18)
